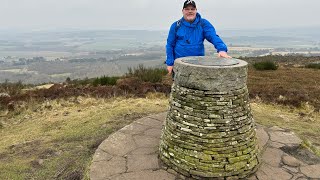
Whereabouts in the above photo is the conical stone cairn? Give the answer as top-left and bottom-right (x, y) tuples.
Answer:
(159, 56), (260, 179)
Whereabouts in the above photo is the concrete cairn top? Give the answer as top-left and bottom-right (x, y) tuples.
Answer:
(159, 56), (259, 179)
(179, 56), (244, 67)
(174, 56), (248, 91)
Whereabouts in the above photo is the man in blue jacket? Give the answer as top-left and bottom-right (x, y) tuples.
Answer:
(166, 0), (231, 74)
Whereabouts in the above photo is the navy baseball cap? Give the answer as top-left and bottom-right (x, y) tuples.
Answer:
(183, 0), (196, 9)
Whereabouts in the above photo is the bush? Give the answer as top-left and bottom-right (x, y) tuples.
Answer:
(253, 61), (278, 70)
(305, 63), (320, 69)
(92, 76), (120, 86)
(126, 64), (167, 83)
(69, 77), (92, 86)
(0, 80), (30, 96)
(68, 76), (120, 87)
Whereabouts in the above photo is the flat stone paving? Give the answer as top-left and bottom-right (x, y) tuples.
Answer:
(90, 112), (320, 180)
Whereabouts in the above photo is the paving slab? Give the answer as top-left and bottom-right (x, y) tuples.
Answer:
(269, 141), (286, 148)
(92, 149), (113, 162)
(256, 125), (269, 150)
(90, 113), (320, 180)
(99, 132), (136, 156)
(262, 147), (284, 167)
(300, 164), (320, 179)
(269, 130), (302, 145)
(90, 157), (126, 180)
(289, 174), (308, 180)
(144, 128), (162, 138)
(282, 154), (302, 167)
(127, 154), (159, 172)
(129, 147), (158, 155)
(118, 122), (151, 135)
(133, 135), (160, 148)
(256, 163), (293, 180)
(112, 170), (176, 180)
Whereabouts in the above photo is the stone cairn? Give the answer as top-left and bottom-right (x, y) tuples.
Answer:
(159, 56), (260, 179)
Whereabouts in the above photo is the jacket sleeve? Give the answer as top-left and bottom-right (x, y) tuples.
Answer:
(202, 19), (228, 53)
(166, 23), (177, 66)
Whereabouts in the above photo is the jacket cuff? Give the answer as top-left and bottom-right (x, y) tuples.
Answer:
(166, 61), (174, 66)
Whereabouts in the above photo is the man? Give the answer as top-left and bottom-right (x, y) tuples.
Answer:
(166, 0), (231, 75)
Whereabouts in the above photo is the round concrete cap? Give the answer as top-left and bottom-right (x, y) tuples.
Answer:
(174, 56), (248, 91)
(177, 56), (247, 68)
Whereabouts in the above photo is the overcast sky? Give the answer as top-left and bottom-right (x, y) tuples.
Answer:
(1, 0), (320, 31)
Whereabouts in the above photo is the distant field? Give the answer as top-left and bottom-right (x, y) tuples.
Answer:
(229, 47), (273, 51)
(49, 73), (72, 78)
(0, 69), (38, 74)
(0, 51), (75, 60)
(76, 40), (143, 51)
(0, 69), (23, 73)
(270, 51), (320, 55)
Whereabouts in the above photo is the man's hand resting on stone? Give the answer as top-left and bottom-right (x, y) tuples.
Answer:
(218, 51), (232, 58)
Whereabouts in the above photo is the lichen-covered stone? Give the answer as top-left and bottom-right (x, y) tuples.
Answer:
(159, 57), (259, 178)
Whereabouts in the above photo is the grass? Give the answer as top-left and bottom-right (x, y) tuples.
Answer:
(252, 61), (278, 70)
(301, 139), (320, 157)
(247, 66), (320, 110)
(305, 63), (320, 69)
(251, 102), (320, 153)
(0, 93), (168, 179)
(126, 64), (167, 83)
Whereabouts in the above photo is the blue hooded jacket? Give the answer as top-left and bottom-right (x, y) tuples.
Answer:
(166, 13), (228, 66)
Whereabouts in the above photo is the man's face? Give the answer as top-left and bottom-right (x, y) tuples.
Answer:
(182, 5), (197, 23)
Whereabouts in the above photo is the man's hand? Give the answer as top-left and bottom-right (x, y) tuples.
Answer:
(167, 66), (173, 75)
(218, 51), (232, 58)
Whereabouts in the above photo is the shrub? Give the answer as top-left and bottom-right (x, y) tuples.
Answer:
(126, 64), (167, 83)
(69, 77), (93, 86)
(0, 80), (30, 96)
(305, 63), (320, 69)
(68, 76), (119, 87)
(253, 61), (278, 70)
(92, 76), (120, 86)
